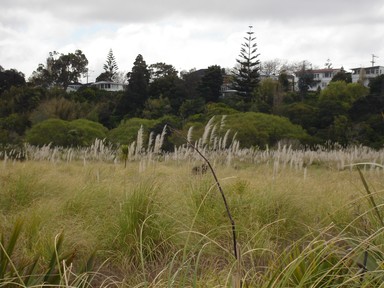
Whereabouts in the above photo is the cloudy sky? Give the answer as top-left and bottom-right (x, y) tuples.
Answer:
(1, 0), (384, 82)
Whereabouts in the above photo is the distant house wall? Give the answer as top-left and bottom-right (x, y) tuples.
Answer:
(66, 83), (83, 92)
(351, 66), (384, 87)
(91, 81), (126, 91)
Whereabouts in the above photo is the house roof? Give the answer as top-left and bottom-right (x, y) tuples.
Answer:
(294, 68), (341, 76)
(92, 81), (126, 85)
(310, 68), (341, 73)
(350, 66), (384, 70)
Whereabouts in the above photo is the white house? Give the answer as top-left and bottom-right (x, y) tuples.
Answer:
(91, 81), (126, 92)
(309, 68), (341, 91)
(293, 68), (341, 91)
(66, 82), (83, 92)
(351, 66), (384, 87)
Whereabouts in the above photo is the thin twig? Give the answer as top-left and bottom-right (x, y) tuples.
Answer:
(169, 127), (239, 260)
(357, 167), (384, 227)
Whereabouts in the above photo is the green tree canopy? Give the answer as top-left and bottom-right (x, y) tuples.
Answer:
(198, 65), (223, 103)
(296, 61), (315, 100)
(369, 74), (384, 96)
(331, 67), (352, 83)
(280, 102), (319, 135)
(148, 63), (185, 114)
(116, 54), (150, 118)
(319, 81), (367, 107)
(149, 62), (178, 80)
(0, 68), (26, 95)
(30, 50), (88, 90)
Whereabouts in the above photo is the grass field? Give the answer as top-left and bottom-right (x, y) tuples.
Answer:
(1, 146), (384, 287)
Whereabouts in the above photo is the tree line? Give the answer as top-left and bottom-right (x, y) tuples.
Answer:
(1, 28), (384, 150)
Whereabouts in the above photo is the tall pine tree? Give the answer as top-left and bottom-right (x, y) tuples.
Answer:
(232, 26), (260, 102)
(96, 49), (119, 82)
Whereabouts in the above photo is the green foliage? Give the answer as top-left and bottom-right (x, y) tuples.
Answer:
(70, 119), (108, 145)
(179, 97), (205, 119)
(121, 145), (129, 168)
(331, 67), (352, 83)
(0, 86), (42, 117)
(280, 102), (319, 135)
(29, 97), (88, 124)
(204, 102), (238, 119)
(198, 65), (223, 102)
(225, 112), (309, 147)
(0, 114), (30, 145)
(328, 115), (354, 146)
(101, 48), (119, 81)
(148, 68), (185, 115)
(26, 118), (70, 146)
(278, 71), (292, 92)
(142, 96), (172, 119)
(320, 81), (367, 106)
(296, 62), (316, 99)
(310, 81), (369, 145)
(115, 182), (175, 269)
(232, 27), (260, 102)
(149, 62), (178, 80)
(254, 78), (282, 113)
(0, 220), (93, 286)
(108, 117), (157, 145)
(0, 171), (42, 213)
(30, 50), (88, 89)
(123, 54), (150, 116)
(25, 118), (107, 147)
(369, 74), (384, 96)
(0, 68), (25, 95)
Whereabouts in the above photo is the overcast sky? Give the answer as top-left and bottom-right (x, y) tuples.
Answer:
(1, 0), (384, 82)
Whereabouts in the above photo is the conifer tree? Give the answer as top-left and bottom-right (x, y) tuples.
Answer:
(232, 26), (260, 102)
(115, 54), (150, 117)
(97, 49), (119, 82)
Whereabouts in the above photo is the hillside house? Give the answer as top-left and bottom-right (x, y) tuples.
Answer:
(66, 82), (83, 92)
(351, 66), (384, 87)
(294, 68), (341, 91)
(91, 81), (126, 91)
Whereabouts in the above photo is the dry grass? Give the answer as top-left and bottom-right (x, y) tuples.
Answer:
(1, 156), (383, 286)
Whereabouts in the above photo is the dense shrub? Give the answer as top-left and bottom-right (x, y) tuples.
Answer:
(25, 118), (107, 147)
(225, 112), (310, 148)
(108, 118), (157, 145)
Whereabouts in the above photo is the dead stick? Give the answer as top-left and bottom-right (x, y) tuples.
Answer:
(169, 127), (239, 260)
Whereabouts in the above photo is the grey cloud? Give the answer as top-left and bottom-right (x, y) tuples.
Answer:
(3, 0), (383, 26)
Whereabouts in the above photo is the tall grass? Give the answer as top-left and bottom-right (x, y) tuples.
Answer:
(1, 122), (384, 286)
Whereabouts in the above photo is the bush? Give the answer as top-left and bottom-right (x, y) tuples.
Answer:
(225, 112), (309, 148)
(25, 118), (108, 147)
(108, 118), (157, 145)
(70, 119), (108, 146)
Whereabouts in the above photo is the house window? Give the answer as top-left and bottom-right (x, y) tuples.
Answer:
(100, 83), (111, 89)
(314, 73), (319, 79)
